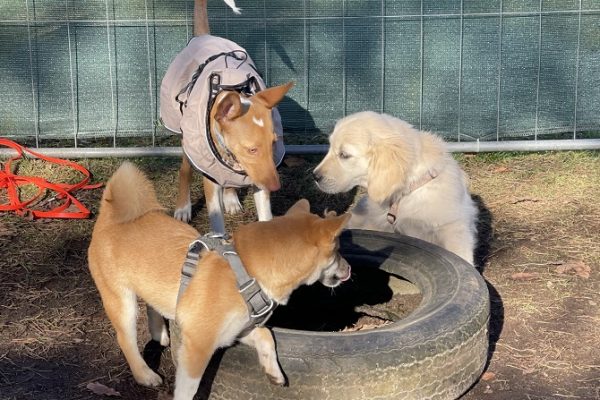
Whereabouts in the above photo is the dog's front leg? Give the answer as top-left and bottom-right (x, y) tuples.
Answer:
(253, 188), (272, 221)
(203, 177), (226, 234)
(239, 327), (286, 386)
(222, 187), (243, 215)
(175, 156), (193, 222)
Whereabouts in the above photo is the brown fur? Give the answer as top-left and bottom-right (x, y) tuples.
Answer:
(88, 162), (351, 399)
(174, 0), (294, 225)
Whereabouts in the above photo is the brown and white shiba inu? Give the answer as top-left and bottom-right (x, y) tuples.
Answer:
(87, 162), (351, 399)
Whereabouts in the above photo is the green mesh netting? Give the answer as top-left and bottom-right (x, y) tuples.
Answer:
(1, 0), (599, 145)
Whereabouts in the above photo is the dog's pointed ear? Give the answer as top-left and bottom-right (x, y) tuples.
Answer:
(214, 91), (244, 122)
(285, 198), (310, 216)
(316, 213), (351, 242)
(253, 82), (294, 109)
(367, 144), (410, 204)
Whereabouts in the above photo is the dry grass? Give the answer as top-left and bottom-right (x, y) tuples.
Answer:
(1, 151), (599, 399)
(458, 151), (600, 400)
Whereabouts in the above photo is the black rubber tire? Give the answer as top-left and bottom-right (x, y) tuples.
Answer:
(174, 230), (490, 400)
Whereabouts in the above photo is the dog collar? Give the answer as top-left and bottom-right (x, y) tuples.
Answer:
(387, 169), (438, 224)
(177, 233), (276, 337)
(210, 117), (244, 172)
(205, 72), (260, 175)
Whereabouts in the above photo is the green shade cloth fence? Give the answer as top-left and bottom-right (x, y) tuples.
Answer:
(1, 0), (599, 146)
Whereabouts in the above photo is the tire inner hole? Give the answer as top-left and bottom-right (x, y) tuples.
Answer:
(268, 265), (423, 332)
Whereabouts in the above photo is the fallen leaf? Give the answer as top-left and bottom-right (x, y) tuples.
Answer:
(342, 320), (392, 332)
(481, 371), (496, 381)
(323, 209), (337, 218)
(555, 260), (591, 279)
(86, 382), (121, 397)
(283, 156), (306, 167)
(492, 166), (509, 173)
(510, 272), (540, 281)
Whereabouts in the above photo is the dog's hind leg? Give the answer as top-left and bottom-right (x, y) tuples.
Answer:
(239, 327), (285, 386)
(101, 286), (163, 387)
(147, 305), (169, 346)
(203, 177), (226, 234)
(174, 156), (193, 223)
(223, 188), (243, 215)
(253, 189), (273, 221)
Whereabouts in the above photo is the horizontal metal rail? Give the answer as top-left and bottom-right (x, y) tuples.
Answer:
(1, 140), (599, 159)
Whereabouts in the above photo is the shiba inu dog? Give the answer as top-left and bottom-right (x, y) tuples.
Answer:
(88, 162), (351, 399)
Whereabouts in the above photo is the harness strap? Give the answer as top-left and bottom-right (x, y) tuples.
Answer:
(177, 238), (212, 303)
(177, 233), (276, 337)
(387, 168), (438, 224)
(175, 50), (258, 114)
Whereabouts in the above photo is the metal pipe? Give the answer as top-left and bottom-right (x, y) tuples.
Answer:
(0, 140), (599, 159)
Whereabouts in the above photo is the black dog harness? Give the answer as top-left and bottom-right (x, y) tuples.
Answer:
(177, 233), (276, 337)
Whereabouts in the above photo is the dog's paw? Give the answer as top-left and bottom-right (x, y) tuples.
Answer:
(267, 371), (286, 387)
(151, 325), (170, 347)
(223, 190), (243, 215)
(134, 366), (163, 387)
(159, 329), (170, 347)
(174, 202), (192, 223)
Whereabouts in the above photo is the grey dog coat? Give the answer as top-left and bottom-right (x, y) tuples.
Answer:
(160, 34), (285, 188)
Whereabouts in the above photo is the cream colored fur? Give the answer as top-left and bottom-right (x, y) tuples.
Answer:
(88, 162), (351, 400)
(314, 111), (478, 265)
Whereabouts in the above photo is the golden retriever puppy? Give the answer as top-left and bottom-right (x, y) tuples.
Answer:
(313, 111), (477, 265)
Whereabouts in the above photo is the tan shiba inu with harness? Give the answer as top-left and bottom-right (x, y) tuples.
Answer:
(87, 162), (351, 399)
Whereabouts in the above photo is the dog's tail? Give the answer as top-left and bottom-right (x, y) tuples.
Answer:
(194, 0), (241, 36)
(97, 162), (164, 226)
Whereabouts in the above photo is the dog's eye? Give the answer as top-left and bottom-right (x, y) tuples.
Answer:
(339, 151), (351, 159)
(248, 147), (258, 155)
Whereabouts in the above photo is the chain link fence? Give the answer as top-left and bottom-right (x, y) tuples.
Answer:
(1, 0), (599, 154)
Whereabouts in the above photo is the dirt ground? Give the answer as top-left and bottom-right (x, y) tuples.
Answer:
(0, 151), (598, 399)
